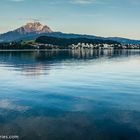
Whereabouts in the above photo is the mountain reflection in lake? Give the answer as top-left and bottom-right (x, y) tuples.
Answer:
(0, 49), (140, 140)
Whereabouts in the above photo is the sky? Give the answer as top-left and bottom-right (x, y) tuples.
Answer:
(0, 0), (140, 39)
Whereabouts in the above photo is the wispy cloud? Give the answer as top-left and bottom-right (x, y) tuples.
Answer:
(70, 0), (111, 5)
(71, 0), (96, 4)
(7, 0), (25, 2)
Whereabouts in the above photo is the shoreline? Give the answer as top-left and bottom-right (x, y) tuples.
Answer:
(0, 48), (140, 52)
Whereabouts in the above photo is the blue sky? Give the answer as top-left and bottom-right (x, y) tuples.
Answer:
(0, 0), (140, 39)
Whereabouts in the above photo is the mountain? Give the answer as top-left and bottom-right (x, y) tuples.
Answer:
(0, 22), (53, 42)
(107, 37), (140, 45)
(0, 22), (140, 44)
(16, 22), (53, 34)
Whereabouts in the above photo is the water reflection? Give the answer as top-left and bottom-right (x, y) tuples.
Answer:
(0, 50), (140, 140)
(0, 49), (140, 77)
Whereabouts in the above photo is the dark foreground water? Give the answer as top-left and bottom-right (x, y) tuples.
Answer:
(0, 49), (140, 140)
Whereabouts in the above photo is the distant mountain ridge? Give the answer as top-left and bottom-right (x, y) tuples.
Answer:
(0, 22), (140, 44)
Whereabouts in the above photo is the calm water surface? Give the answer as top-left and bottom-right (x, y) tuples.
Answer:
(0, 49), (140, 140)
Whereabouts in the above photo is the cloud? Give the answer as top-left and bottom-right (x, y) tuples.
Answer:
(7, 0), (25, 2)
(71, 0), (96, 4)
(70, 0), (111, 5)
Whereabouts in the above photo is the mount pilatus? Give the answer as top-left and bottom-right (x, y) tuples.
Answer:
(0, 22), (140, 44)
(0, 22), (53, 42)
(16, 22), (53, 34)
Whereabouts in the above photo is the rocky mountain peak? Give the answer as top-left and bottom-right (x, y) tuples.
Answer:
(16, 22), (53, 34)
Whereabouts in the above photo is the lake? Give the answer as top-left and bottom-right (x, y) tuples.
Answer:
(0, 49), (140, 140)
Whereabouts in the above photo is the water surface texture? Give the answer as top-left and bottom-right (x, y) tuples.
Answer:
(0, 50), (140, 140)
